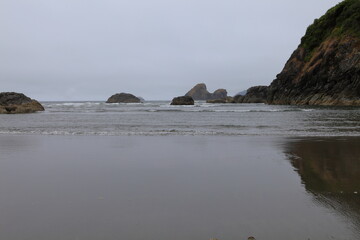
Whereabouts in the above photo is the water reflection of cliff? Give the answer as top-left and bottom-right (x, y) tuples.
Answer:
(285, 137), (360, 231)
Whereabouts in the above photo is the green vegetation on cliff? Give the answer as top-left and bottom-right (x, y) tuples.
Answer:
(300, 0), (360, 60)
(267, 0), (360, 106)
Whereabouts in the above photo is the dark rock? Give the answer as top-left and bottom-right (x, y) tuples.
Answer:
(267, 0), (360, 106)
(106, 93), (141, 103)
(234, 86), (268, 103)
(185, 83), (212, 100)
(0, 92), (44, 114)
(212, 89), (227, 99)
(171, 96), (194, 105)
(5, 106), (17, 112)
(233, 95), (244, 103)
(207, 96), (235, 103)
(185, 83), (228, 100)
(0, 92), (32, 105)
(206, 99), (227, 103)
(236, 90), (247, 96)
(225, 96), (235, 103)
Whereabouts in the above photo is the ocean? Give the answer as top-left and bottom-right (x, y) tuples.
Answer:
(0, 101), (359, 240)
(1, 101), (360, 136)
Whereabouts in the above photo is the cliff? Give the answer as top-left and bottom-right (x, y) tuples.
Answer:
(267, 0), (360, 105)
(185, 83), (228, 100)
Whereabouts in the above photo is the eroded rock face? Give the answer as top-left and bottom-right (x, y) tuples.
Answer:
(106, 93), (141, 103)
(0, 92), (45, 114)
(170, 96), (194, 105)
(185, 83), (211, 100)
(185, 83), (228, 100)
(234, 86), (268, 103)
(267, 0), (360, 106)
(267, 37), (360, 105)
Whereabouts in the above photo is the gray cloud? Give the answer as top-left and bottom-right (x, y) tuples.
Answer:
(0, 0), (340, 100)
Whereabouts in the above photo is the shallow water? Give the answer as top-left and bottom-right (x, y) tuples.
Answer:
(0, 101), (360, 136)
(0, 135), (359, 240)
(0, 102), (359, 239)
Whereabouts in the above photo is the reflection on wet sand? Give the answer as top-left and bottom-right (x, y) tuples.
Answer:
(285, 137), (360, 231)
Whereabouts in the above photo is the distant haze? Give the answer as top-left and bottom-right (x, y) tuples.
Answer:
(1, 0), (340, 101)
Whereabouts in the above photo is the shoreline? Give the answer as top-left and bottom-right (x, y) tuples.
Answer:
(1, 102), (359, 137)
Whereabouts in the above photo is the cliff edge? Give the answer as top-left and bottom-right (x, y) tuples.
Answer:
(267, 0), (360, 105)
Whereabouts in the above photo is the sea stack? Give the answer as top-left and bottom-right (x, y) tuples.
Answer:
(185, 83), (228, 100)
(0, 92), (45, 114)
(267, 0), (360, 106)
(106, 93), (142, 103)
(171, 96), (194, 105)
(234, 86), (268, 103)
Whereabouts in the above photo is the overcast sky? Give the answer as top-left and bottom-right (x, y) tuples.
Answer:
(1, 0), (340, 101)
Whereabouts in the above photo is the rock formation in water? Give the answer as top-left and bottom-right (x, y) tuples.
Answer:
(267, 0), (360, 105)
(185, 83), (211, 100)
(106, 93), (142, 103)
(212, 89), (227, 99)
(236, 90), (247, 96)
(0, 92), (45, 114)
(234, 86), (268, 103)
(185, 83), (228, 100)
(171, 96), (194, 105)
(206, 97), (235, 103)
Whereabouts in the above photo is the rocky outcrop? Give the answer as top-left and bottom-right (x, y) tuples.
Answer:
(106, 93), (142, 103)
(236, 90), (247, 96)
(185, 83), (211, 100)
(267, 0), (360, 106)
(207, 97), (235, 103)
(226, 97), (235, 103)
(171, 96), (194, 105)
(0, 92), (44, 114)
(185, 83), (228, 100)
(212, 89), (227, 99)
(234, 86), (268, 103)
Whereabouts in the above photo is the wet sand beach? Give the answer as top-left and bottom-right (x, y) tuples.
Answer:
(0, 135), (359, 240)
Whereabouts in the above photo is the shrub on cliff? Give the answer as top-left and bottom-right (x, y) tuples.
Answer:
(301, 0), (360, 60)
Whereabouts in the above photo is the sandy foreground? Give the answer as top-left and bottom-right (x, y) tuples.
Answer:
(0, 135), (358, 240)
